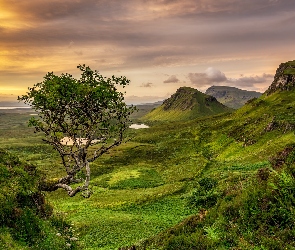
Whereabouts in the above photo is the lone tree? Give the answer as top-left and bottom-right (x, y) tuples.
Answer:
(18, 65), (135, 197)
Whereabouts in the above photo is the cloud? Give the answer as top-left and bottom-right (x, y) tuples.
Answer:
(227, 73), (274, 87)
(0, 0), (293, 97)
(141, 82), (153, 87)
(124, 95), (165, 105)
(188, 67), (226, 87)
(188, 68), (273, 89)
(205, 67), (227, 82)
(68, 41), (74, 48)
(163, 75), (180, 83)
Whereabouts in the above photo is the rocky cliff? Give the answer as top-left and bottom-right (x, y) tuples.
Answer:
(265, 60), (295, 95)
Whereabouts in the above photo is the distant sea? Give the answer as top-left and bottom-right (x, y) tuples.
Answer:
(0, 107), (31, 109)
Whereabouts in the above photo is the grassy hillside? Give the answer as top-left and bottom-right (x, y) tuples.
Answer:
(205, 86), (262, 109)
(143, 87), (232, 122)
(123, 70), (295, 249)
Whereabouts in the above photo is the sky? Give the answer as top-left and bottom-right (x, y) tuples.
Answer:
(0, 0), (295, 104)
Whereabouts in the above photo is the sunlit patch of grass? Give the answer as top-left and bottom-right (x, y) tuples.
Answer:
(107, 169), (141, 185)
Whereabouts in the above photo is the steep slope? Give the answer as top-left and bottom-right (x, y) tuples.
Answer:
(205, 85), (262, 109)
(143, 87), (232, 122)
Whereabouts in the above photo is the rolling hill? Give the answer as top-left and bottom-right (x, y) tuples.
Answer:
(143, 87), (232, 122)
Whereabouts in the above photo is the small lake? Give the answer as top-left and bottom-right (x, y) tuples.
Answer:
(129, 124), (149, 129)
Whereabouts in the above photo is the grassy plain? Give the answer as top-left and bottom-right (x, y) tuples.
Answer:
(0, 87), (295, 249)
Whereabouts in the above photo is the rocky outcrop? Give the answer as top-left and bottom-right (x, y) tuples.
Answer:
(162, 87), (197, 111)
(265, 60), (295, 95)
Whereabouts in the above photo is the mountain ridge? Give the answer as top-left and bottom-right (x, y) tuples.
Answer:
(205, 85), (262, 109)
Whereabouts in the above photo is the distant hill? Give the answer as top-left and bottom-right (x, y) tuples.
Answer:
(205, 86), (262, 109)
(130, 101), (163, 120)
(0, 101), (28, 107)
(143, 86), (232, 122)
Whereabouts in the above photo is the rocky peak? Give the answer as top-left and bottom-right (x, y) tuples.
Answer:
(265, 60), (295, 95)
(162, 87), (199, 111)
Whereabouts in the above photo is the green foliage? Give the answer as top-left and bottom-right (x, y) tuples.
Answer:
(283, 68), (295, 75)
(18, 65), (135, 196)
(187, 177), (220, 210)
(0, 149), (79, 249)
(19, 65), (133, 138)
(0, 150), (40, 226)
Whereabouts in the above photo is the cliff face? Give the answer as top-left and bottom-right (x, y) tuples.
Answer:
(266, 60), (295, 95)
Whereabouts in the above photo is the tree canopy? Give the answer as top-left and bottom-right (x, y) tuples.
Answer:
(18, 65), (135, 197)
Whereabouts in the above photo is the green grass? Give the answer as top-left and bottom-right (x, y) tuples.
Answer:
(49, 196), (191, 250)
(143, 106), (192, 121)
